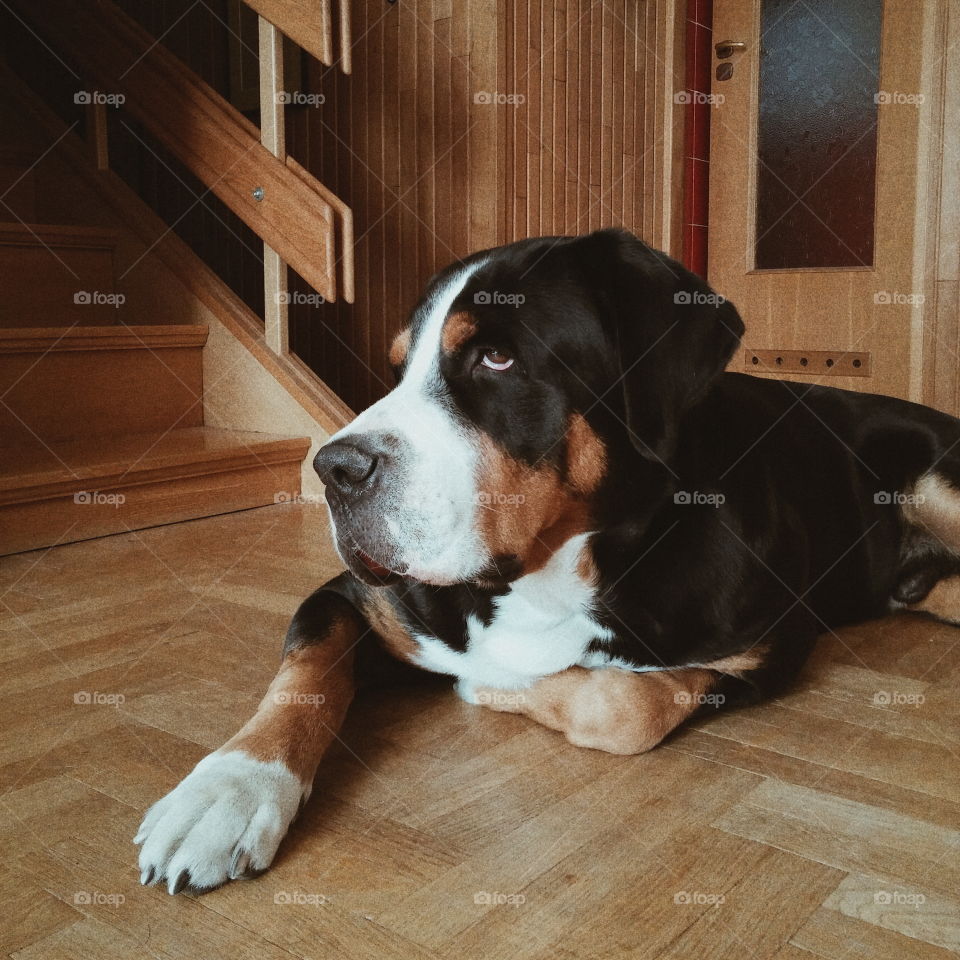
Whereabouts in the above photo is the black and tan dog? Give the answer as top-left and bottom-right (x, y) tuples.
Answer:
(136, 229), (960, 893)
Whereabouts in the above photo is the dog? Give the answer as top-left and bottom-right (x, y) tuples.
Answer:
(135, 228), (960, 894)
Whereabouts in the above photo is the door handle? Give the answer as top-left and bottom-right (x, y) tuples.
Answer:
(715, 40), (747, 58)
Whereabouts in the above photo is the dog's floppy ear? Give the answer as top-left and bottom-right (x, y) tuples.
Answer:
(588, 229), (744, 464)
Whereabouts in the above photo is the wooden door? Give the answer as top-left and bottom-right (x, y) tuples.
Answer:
(707, 0), (936, 400)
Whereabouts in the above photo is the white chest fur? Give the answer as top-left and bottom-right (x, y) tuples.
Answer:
(413, 533), (614, 695)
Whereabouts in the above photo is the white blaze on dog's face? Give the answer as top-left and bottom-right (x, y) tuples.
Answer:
(318, 262), (491, 585)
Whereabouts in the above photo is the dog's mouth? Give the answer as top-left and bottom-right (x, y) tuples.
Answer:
(345, 540), (523, 588)
(355, 548), (393, 579)
(346, 545), (404, 586)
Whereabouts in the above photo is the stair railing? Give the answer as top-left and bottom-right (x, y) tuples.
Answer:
(11, 0), (354, 360)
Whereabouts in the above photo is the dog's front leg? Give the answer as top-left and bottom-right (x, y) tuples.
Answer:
(135, 587), (364, 894)
(473, 665), (717, 755)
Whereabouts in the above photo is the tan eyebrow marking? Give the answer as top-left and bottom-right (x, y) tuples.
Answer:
(441, 311), (478, 355)
(389, 327), (411, 366)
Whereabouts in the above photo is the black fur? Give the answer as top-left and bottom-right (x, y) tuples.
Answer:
(298, 229), (960, 711)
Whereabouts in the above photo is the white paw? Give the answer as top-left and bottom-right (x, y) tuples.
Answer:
(454, 678), (481, 704)
(134, 750), (307, 894)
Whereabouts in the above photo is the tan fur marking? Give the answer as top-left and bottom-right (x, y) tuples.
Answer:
(522, 500), (593, 575)
(441, 311), (477, 354)
(899, 473), (960, 622)
(360, 590), (420, 662)
(575, 530), (600, 586)
(904, 473), (960, 550)
(475, 434), (567, 559)
(703, 647), (767, 675)
(475, 433), (603, 576)
(224, 619), (355, 783)
(388, 327), (411, 367)
(473, 415), (607, 574)
(907, 575), (960, 624)
(475, 666), (716, 755)
(565, 413), (607, 494)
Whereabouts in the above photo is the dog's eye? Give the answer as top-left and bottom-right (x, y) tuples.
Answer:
(480, 349), (514, 371)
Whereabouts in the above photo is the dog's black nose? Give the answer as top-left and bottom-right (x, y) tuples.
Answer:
(314, 440), (380, 496)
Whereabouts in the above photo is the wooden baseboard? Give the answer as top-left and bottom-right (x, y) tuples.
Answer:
(0, 426), (311, 554)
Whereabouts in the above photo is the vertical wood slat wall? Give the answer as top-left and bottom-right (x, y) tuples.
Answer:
(496, 0), (681, 248)
(288, 0), (682, 413)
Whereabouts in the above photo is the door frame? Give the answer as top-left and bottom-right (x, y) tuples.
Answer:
(918, 0), (960, 413)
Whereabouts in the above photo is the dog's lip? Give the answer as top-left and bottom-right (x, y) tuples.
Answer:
(354, 548), (393, 579)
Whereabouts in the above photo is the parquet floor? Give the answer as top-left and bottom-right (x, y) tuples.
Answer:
(2, 503), (959, 959)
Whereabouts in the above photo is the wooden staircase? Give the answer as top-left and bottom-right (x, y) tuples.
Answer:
(0, 222), (120, 327)
(0, 0), (363, 557)
(0, 171), (313, 556)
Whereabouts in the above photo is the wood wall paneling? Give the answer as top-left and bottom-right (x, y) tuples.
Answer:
(288, 0), (682, 412)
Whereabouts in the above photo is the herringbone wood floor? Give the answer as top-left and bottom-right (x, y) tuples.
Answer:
(2, 503), (959, 959)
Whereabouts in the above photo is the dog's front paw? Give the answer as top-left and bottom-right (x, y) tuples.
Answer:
(134, 750), (306, 894)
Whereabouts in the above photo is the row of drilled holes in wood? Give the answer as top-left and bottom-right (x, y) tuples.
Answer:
(746, 349), (871, 377)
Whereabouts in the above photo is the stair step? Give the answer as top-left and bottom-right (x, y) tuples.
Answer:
(0, 222), (119, 328)
(0, 427), (313, 555)
(0, 150), (37, 221)
(0, 324), (207, 446)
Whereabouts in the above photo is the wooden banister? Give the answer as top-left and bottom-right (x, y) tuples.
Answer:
(338, 0), (353, 75)
(244, 0), (334, 69)
(287, 156), (355, 305)
(259, 15), (291, 355)
(12, 0), (350, 305)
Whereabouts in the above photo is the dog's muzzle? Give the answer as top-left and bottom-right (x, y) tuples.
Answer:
(314, 436), (405, 584)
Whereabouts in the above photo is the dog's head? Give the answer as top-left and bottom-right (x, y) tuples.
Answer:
(315, 229), (743, 586)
